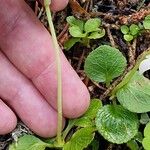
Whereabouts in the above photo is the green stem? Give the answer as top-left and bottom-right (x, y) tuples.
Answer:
(111, 48), (150, 97)
(44, 0), (63, 145)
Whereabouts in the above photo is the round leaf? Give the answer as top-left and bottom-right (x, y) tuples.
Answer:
(145, 15), (150, 20)
(69, 26), (86, 38)
(142, 137), (150, 150)
(124, 34), (134, 41)
(121, 25), (129, 34)
(88, 29), (105, 39)
(129, 24), (140, 36)
(95, 105), (139, 144)
(84, 45), (127, 83)
(117, 72), (150, 113)
(143, 19), (150, 30)
(63, 127), (95, 150)
(66, 16), (84, 31)
(142, 123), (150, 150)
(84, 18), (101, 33)
(144, 123), (150, 137)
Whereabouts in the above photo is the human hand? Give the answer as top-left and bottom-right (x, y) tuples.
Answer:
(0, 0), (90, 137)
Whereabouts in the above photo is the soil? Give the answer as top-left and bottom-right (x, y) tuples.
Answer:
(0, 0), (150, 150)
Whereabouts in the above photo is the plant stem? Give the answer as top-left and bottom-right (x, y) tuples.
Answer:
(44, 0), (63, 145)
(111, 48), (150, 97)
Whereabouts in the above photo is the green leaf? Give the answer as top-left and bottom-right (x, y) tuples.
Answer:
(142, 123), (150, 150)
(142, 137), (150, 150)
(64, 38), (80, 50)
(121, 25), (129, 34)
(84, 18), (101, 33)
(144, 123), (150, 137)
(69, 26), (86, 38)
(9, 135), (52, 150)
(145, 15), (150, 20)
(117, 72), (150, 113)
(127, 140), (139, 150)
(143, 19), (150, 29)
(129, 24), (140, 36)
(124, 34), (134, 41)
(88, 29), (105, 39)
(90, 139), (99, 150)
(84, 45), (127, 84)
(63, 127), (95, 150)
(83, 99), (102, 119)
(66, 16), (84, 31)
(73, 117), (93, 127)
(140, 113), (150, 124)
(134, 132), (143, 143)
(95, 105), (139, 144)
(73, 99), (102, 127)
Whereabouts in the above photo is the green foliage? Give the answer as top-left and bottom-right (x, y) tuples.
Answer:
(140, 113), (150, 124)
(73, 99), (102, 127)
(121, 25), (129, 34)
(65, 16), (105, 50)
(120, 15), (150, 42)
(142, 123), (150, 150)
(64, 38), (80, 50)
(124, 34), (134, 41)
(130, 24), (140, 36)
(143, 15), (150, 29)
(63, 127), (95, 150)
(127, 140), (139, 150)
(84, 18), (101, 33)
(95, 105), (139, 144)
(69, 26), (87, 38)
(84, 45), (127, 85)
(117, 72), (150, 113)
(9, 135), (53, 150)
(120, 24), (140, 41)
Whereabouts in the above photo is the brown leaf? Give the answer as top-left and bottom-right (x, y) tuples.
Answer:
(69, 0), (90, 19)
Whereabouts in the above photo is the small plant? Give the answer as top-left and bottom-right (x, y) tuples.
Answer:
(121, 24), (140, 42)
(84, 45), (150, 144)
(143, 15), (150, 29)
(9, 43), (150, 150)
(120, 14), (150, 42)
(64, 16), (105, 50)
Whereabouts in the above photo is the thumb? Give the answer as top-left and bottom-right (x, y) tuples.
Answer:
(38, 0), (68, 12)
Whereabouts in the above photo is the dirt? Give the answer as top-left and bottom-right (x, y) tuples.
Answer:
(0, 0), (150, 149)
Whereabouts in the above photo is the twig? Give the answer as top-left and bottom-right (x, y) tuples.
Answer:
(57, 23), (69, 40)
(38, 7), (44, 19)
(34, 1), (38, 15)
(106, 26), (117, 48)
(76, 50), (85, 72)
(92, 81), (106, 91)
(128, 38), (137, 67)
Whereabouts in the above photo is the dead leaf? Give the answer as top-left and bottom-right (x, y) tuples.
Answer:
(69, 0), (90, 19)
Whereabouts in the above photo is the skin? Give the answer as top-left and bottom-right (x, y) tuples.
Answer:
(0, 0), (90, 137)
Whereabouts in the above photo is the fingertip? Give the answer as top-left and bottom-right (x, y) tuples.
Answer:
(63, 83), (90, 119)
(39, 0), (68, 12)
(50, 0), (68, 12)
(0, 100), (17, 135)
(34, 117), (66, 138)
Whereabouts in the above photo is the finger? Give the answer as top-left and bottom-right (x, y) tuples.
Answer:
(0, 0), (90, 118)
(0, 51), (63, 138)
(0, 99), (17, 135)
(38, 0), (69, 12)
